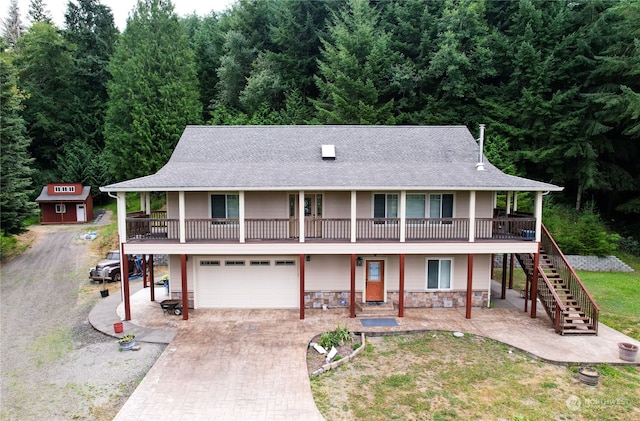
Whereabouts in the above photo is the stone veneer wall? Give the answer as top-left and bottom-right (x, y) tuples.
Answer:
(388, 290), (488, 308)
(304, 291), (351, 309)
(304, 290), (488, 309)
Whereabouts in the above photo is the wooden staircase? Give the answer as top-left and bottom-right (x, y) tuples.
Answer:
(516, 225), (599, 335)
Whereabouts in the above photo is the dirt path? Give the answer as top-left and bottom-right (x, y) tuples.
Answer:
(0, 220), (165, 420)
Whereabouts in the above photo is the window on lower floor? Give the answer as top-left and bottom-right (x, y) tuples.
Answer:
(426, 259), (452, 289)
(55, 204), (66, 213)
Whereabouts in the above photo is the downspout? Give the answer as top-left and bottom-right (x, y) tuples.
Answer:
(476, 124), (486, 171)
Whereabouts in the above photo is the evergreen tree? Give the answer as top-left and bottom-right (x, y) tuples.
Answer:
(0, 44), (36, 234)
(313, 0), (395, 124)
(104, 0), (202, 180)
(13, 22), (75, 176)
(63, 0), (119, 150)
(2, 0), (23, 48)
(28, 0), (52, 24)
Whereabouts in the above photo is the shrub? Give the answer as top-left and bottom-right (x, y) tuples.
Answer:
(543, 203), (619, 256)
(318, 323), (355, 349)
(619, 236), (640, 256)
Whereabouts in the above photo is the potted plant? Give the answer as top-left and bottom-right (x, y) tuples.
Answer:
(618, 342), (638, 362)
(577, 367), (600, 386)
(118, 334), (136, 350)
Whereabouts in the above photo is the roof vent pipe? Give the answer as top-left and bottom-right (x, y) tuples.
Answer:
(476, 124), (486, 171)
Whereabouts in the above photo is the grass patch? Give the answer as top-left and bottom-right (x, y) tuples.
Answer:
(311, 332), (640, 420)
(30, 326), (73, 367)
(578, 270), (640, 341)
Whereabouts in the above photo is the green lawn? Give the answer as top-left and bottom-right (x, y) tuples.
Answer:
(312, 256), (640, 420)
(311, 332), (640, 420)
(578, 257), (640, 341)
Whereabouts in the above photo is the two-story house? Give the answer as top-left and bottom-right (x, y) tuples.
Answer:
(102, 125), (599, 335)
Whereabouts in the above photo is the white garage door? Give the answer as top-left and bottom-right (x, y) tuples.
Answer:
(195, 257), (299, 308)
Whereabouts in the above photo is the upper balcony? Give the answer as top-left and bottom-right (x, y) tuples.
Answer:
(125, 211), (536, 243)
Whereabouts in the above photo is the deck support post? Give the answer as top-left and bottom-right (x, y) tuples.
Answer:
(299, 254), (305, 320)
(142, 256), (147, 288)
(350, 254), (356, 318)
(181, 254), (188, 320)
(501, 253), (507, 299)
(149, 254), (155, 302)
(509, 253), (514, 289)
(399, 254), (405, 317)
(466, 254), (473, 319)
(122, 243), (131, 321)
(530, 244), (540, 318)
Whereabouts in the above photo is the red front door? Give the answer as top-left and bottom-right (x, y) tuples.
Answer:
(366, 260), (384, 302)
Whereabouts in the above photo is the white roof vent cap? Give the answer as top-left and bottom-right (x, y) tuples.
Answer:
(321, 144), (336, 160)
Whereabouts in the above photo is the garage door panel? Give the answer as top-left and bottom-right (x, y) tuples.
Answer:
(196, 257), (298, 308)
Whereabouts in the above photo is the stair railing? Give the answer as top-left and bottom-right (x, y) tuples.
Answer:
(515, 252), (566, 334)
(540, 224), (599, 333)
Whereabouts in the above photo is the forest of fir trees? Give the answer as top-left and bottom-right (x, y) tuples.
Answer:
(1, 0), (639, 242)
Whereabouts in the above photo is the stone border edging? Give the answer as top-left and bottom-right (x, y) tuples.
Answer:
(312, 332), (366, 376)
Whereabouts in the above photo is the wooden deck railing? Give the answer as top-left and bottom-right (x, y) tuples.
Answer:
(125, 216), (538, 243)
(476, 217), (536, 240)
(405, 218), (468, 240)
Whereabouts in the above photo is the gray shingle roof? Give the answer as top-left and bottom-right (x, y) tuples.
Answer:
(102, 126), (562, 192)
(36, 186), (91, 202)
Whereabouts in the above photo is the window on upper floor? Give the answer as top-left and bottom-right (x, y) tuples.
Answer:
(429, 193), (454, 219)
(210, 194), (239, 221)
(373, 193), (398, 220)
(406, 193), (454, 223)
(426, 258), (452, 290)
(54, 185), (75, 193)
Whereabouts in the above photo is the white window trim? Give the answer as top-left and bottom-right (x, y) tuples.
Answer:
(428, 193), (455, 218)
(372, 192), (399, 219)
(55, 203), (66, 213)
(54, 185), (76, 193)
(425, 257), (453, 290)
(209, 192), (240, 221)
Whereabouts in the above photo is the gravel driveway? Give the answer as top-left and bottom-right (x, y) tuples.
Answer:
(0, 219), (165, 420)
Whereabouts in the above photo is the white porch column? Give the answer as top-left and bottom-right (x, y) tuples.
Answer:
(399, 190), (406, 242)
(534, 191), (543, 242)
(139, 192), (146, 212)
(350, 190), (357, 243)
(506, 191), (512, 215)
(299, 191), (305, 243)
(239, 191), (245, 243)
(179, 191), (186, 243)
(117, 192), (127, 243)
(468, 190), (476, 242)
(513, 192), (518, 212)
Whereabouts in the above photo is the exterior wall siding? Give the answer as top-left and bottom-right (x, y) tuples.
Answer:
(172, 189), (497, 221)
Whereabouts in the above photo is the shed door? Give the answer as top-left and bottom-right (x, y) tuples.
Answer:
(76, 204), (86, 222)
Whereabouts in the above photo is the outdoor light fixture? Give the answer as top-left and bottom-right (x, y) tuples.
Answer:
(356, 257), (363, 266)
(306, 255), (311, 262)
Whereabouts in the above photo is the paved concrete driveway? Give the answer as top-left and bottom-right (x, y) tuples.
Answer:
(114, 305), (324, 420)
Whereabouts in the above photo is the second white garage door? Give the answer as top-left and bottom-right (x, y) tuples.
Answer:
(195, 257), (299, 308)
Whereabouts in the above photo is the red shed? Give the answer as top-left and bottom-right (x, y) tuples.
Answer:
(36, 183), (94, 224)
